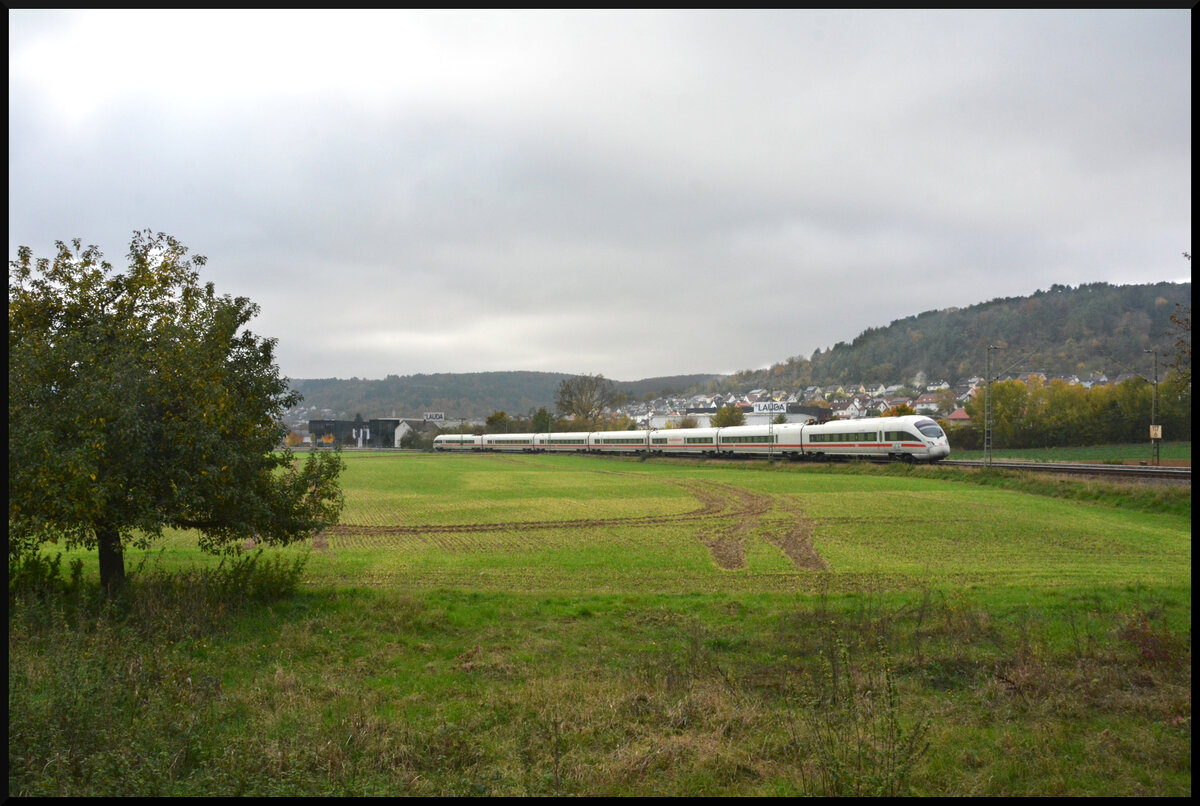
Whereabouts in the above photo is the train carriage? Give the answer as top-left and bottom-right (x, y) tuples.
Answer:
(714, 423), (806, 457)
(535, 432), (592, 452)
(432, 434), (483, 451)
(482, 433), (537, 451)
(647, 426), (721, 456)
(802, 415), (949, 462)
(590, 430), (651, 454)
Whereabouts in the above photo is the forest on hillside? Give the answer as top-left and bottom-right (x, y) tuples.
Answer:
(703, 282), (1190, 394)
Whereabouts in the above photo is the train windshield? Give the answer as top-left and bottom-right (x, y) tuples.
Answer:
(915, 419), (945, 438)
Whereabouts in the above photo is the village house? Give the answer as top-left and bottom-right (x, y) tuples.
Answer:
(913, 393), (943, 414)
(947, 408), (972, 425)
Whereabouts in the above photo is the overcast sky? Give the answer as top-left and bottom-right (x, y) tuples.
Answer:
(9, 10), (1191, 381)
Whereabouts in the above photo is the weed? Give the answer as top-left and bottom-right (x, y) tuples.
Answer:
(1117, 610), (1186, 667)
(791, 636), (931, 796)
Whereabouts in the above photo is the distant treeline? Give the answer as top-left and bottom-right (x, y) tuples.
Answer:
(945, 373), (1190, 451)
(289, 372), (720, 421)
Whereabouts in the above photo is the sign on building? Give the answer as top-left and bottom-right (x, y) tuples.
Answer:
(424, 412), (445, 422)
(752, 402), (787, 414)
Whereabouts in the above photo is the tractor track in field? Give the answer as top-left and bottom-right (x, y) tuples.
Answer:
(310, 476), (828, 573)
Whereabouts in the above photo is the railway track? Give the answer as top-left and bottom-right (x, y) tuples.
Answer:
(939, 459), (1190, 481)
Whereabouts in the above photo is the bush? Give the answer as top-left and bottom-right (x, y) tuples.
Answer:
(9, 551), (84, 607)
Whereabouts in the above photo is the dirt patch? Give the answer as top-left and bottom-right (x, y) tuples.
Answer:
(691, 482), (769, 571)
(684, 482), (825, 573)
(767, 500), (829, 572)
(701, 534), (746, 570)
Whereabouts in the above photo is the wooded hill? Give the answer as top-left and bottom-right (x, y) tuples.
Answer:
(288, 282), (1189, 420)
(288, 372), (720, 422)
(703, 281), (1190, 395)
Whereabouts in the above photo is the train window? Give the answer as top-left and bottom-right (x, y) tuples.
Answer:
(915, 419), (945, 438)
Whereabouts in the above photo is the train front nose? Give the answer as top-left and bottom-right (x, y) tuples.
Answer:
(930, 443), (950, 460)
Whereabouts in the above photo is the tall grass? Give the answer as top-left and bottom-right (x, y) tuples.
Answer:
(9, 578), (1191, 795)
(8, 549), (309, 796)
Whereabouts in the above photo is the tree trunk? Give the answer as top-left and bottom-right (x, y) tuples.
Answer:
(97, 526), (126, 589)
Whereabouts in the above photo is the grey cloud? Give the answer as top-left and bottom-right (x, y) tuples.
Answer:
(9, 10), (1190, 381)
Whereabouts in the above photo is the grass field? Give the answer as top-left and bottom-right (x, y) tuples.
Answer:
(9, 452), (1192, 796)
(949, 440), (1191, 465)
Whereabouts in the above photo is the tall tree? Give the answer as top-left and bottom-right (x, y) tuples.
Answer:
(555, 373), (616, 430)
(531, 407), (553, 433)
(711, 405), (746, 427)
(9, 232), (345, 588)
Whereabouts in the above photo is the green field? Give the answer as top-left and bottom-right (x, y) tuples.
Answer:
(949, 441), (1190, 465)
(9, 453), (1192, 796)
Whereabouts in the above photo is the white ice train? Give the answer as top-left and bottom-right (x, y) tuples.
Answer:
(433, 415), (950, 463)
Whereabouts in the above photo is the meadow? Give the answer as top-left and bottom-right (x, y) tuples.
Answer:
(947, 440), (1191, 465)
(8, 452), (1192, 796)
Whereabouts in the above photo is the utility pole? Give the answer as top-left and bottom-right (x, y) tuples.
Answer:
(985, 345), (1001, 466)
(1144, 349), (1160, 466)
(768, 416), (774, 463)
